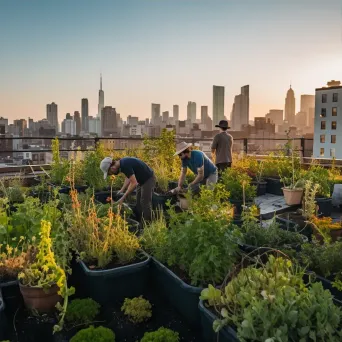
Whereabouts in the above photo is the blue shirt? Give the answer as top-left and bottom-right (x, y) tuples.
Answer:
(120, 157), (153, 185)
(182, 150), (217, 178)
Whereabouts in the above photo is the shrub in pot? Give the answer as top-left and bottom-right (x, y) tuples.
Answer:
(220, 168), (256, 215)
(201, 255), (342, 341)
(18, 220), (75, 333)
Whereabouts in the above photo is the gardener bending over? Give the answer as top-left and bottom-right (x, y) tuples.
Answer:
(172, 142), (218, 194)
(100, 157), (156, 223)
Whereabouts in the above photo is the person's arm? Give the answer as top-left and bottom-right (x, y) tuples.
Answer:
(178, 167), (187, 188)
(190, 165), (204, 186)
(119, 177), (130, 193)
(211, 135), (218, 155)
(117, 174), (138, 204)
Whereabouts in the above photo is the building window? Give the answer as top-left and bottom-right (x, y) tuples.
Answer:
(320, 148), (324, 157)
(331, 135), (336, 143)
(322, 94), (327, 103)
(331, 148), (336, 157)
(333, 93), (338, 102)
(332, 107), (337, 116)
(321, 108), (327, 117)
(321, 121), (326, 130)
(332, 121), (337, 130)
(320, 134), (325, 143)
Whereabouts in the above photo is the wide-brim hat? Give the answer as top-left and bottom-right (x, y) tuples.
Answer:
(174, 142), (192, 156)
(215, 120), (230, 129)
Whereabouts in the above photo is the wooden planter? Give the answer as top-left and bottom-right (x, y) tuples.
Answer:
(282, 188), (303, 206)
(19, 283), (61, 313)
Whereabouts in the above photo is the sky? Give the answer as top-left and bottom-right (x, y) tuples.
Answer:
(0, 0), (342, 123)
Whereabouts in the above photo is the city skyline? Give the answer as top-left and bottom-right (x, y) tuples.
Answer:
(1, 0), (341, 122)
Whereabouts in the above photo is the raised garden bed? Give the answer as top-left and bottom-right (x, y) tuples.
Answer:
(151, 258), (202, 328)
(70, 251), (151, 306)
(276, 212), (313, 240)
(265, 177), (283, 196)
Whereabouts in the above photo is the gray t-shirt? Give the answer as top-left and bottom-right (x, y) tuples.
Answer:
(211, 132), (233, 164)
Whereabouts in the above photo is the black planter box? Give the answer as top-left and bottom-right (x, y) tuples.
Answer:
(0, 280), (22, 317)
(316, 197), (332, 217)
(265, 177), (283, 196)
(276, 213), (313, 241)
(199, 300), (238, 342)
(151, 258), (202, 328)
(71, 251), (151, 306)
(251, 181), (267, 197)
(0, 288), (7, 341)
(152, 192), (174, 211)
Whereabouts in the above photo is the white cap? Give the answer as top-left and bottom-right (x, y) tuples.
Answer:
(100, 157), (113, 179)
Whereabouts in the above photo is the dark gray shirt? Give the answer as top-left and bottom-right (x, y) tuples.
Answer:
(211, 132), (233, 164)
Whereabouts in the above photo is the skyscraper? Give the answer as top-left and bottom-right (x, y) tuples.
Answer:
(151, 103), (161, 125)
(101, 106), (118, 137)
(231, 85), (250, 131)
(300, 94), (315, 126)
(187, 101), (196, 123)
(98, 74), (104, 118)
(74, 111), (81, 135)
(173, 105), (179, 122)
(201, 106), (208, 124)
(46, 102), (58, 131)
(13, 119), (27, 136)
(285, 85), (296, 126)
(162, 111), (169, 123)
(81, 98), (89, 132)
(213, 86), (225, 128)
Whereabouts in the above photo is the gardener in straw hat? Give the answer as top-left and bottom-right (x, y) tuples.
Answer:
(100, 157), (156, 223)
(211, 120), (233, 175)
(172, 142), (218, 194)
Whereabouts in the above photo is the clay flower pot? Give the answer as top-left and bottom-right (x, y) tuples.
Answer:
(282, 188), (303, 206)
(19, 283), (61, 313)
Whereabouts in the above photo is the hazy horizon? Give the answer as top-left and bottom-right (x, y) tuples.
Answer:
(1, 0), (342, 123)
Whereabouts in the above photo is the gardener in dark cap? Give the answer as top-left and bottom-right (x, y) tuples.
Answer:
(211, 120), (233, 174)
(172, 142), (218, 194)
(100, 157), (156, 223)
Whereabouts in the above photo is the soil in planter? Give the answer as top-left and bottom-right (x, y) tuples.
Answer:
(5, 291), (204, 342)
(85, 254), (147, 271)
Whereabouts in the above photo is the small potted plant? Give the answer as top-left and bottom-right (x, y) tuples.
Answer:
(18, 220), (75, 332)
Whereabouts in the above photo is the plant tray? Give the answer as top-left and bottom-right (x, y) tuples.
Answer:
(151, 257), (203, 328)
(198, 300), (238, 342)
(71, 251), (151, 306)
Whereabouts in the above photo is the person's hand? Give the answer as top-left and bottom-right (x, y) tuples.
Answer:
(171, 186), (181, 194)
(115, 197), (124, 206)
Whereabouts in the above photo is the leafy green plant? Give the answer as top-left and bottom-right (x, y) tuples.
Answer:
(70, 326), (115, 342)
(0, 177), (28, 203)
(66, 298), (100, 325)
(300, 180), (319, 220)
(240, 209), (304, 252)
(140, 210), (168, 262)
(121, 296), (152, 323)
(303, 163), (332, 198)
(300, 239), (342, 289)
(201, 255), (342, 341)
(140, 327), (179, 342)
(83, 143), (109, 191)
(166, 216), (241, 286)
(50, 138), (69, 185)
(220, 168), (256, 201)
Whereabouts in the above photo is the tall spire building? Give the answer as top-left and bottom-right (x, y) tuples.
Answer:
(98, 74), (104, 118)
(284, 85), (296, 126)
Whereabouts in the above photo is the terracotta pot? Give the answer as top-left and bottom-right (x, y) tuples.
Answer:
(282, 188), (303, 206)
(19, 283), (61, 313)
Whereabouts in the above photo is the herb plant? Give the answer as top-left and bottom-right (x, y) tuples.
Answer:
(201, 255), (342, 341)
(121, 296), (152, 323)
(140, 327), (179, 342)
(50, 138), (69, 186)
(66, 298), (100, 325)
(70, 325), (115, 342)
(303, 164), (332, 198)
(220, 168), (256, 202)
(18, 220), (75, 333)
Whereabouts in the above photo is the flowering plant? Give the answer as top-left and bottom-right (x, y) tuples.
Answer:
(18, 220), (75, 333)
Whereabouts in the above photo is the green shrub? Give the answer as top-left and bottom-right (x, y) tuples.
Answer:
(201, 256), (342, 341)
(140, 327), (179, 342)
(121, 296), (152, 323)
(66, 298), (100, 325)
(70, 326), (115, 342)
